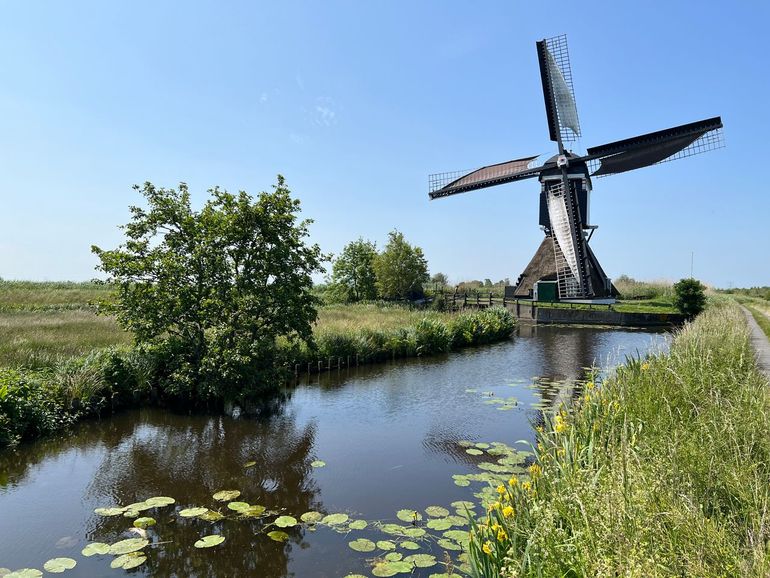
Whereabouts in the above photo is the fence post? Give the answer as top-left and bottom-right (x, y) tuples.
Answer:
(489, 292), (492, 306)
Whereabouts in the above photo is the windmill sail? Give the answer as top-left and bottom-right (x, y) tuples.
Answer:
(537, 35), (581, 143)
(586, 116), (723, 177)
(546, 51), (580, 136)
(429, 156), (541, 199)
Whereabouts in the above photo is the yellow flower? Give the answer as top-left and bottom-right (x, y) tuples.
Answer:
(522, 481), (531, 492)
(641, 362), (650, 371)
(482, 541), (493, 555)
(502, 505), (514, 518)
(528, 463), (542, 477)
(496, 484), (506, 495)
(554, 414), (567, 434)
(497, 528), (508, 542)
(508, 476), (518, 488)
(586, 380), (595, 390)
(487, 501), (500, 512)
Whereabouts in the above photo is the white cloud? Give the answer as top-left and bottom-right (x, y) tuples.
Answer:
(313, 97), (337, 127)
(259, 92), (269, 104)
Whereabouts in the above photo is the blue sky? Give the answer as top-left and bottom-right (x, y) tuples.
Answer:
(1, 1), (768, 288)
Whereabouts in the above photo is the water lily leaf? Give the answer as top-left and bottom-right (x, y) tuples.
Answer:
(0, 569), (9, 577)
(93, 507), (125, 517)
(179, 507), (209, 517)
(41, 559), (76, 574)
(399, 541), (420, 550)
(474, 442), (490, 449)
(437, 538), (462, 551)
(425, 506), (449, 518)
(379, 523), (409, 535)
(396, 509), (422, 522)
(343, 575), (368, 578)
(274, 515), (297, 528)
(244, 461), (257, 468)
(310, 460), (326, 468)
(144, 496), (175, 507)
(348, 519), (368, 530)
(442, 530), (470, 544)
(452, 476), (470, 487)
(371, 560), (413, 576)
(376, 540), (396, 550)
(450, 500), (475, 511)
(200, 510), (226, 521)
(404, 553), (437, 568)
(300, 511), (323, 524)
(81, 542), (110, 557)
(125, 501), (153, 512)
(348, 538), (375, 552)
(402, 527), (426, 538)
(108, 538), (149, 555)
(110, 552), (146, 570)
(426, 518), (452, 531)
(133, 517), (156, 529)
(226, 502), (251, 512)
(321, 513), (348, 525)
(465, 448), (483, 456)
(384, 552), (403, 561)
(445, 515), (468, 526)
(457, 440), (475, 448)
(213, 490), (241, 502)
(194, 534), (225, 548)
(6, 569), (42, 578)
(267, 530), (289, 542)
(240, 506), (265, 518)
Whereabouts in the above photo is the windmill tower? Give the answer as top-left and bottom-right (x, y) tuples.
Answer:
(428, 35), (723, 301)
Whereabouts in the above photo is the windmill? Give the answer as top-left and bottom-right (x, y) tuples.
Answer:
(428, 35), (723, 301)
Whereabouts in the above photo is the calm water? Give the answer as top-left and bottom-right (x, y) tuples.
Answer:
(0, 325), (668, 577)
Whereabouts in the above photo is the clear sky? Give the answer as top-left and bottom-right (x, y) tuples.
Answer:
(1, 1), (768, 288)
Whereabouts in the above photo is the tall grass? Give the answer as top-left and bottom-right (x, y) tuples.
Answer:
(469, 299), (770, 577)
(613, 275), (673, 301)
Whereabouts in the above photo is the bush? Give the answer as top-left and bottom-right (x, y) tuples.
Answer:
(673, 278), (706, 317)
(414, 318), (451, 356)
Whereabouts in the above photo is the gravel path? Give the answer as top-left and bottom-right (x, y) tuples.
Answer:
(741, 306), (770, 379)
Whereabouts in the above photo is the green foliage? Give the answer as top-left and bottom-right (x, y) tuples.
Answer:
(330, 238), (378, 303)
(91, 177), (325, 402)
(614, 274), (673, 300)
(673, 277), (707, 317)
(414, 318), (450, 356)
(468, 300), (770, 577)
(373, 230), (429, 300)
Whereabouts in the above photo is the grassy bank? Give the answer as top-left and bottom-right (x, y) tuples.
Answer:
(469, 299), (770, 577)
(0, 281), (515, 448)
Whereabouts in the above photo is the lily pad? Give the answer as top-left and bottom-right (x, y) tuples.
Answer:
(274, 515), (297, 528)
(310, 460), (326, 468)
(426, 518), (452, 531)
(267, 530), (289, 542)
(200, 510), (226, 521)
(227, 502), (251, 512)
(179, 507), (209, 518)
(239, 506), (265, 518)
(437, 538), (462, 551)
(144, 496), (175, 507)
(404, 553), (437, 568)
(396, 509), (422, 522)
(321, 513), (348, 525)
(443, 529), (470, 544)
(348, 538), (375, 552)
(425, 506), (449, 518)
(376, 540), (396, 550)
(402, 527), (426, 538)
(465, 448), (483, 456)
(399, 540), (420, 550)
(371, 560), (413, 576)
(450, 500), (475, 511)
(108, 538), (149, 555)
(110, 553), (146, 570)
(213, 490), (241, 502)
(300, 511), (323, 523)
(244, 461), (257, 468)
(42, 559), (76, 574)
(384, 552), (403, 561)
(81, 542), (110, 557)
(94, 507), (125, 517)
(125, 501), (153, 512)
(6, 570), (42, 578)
(194, 534), (225, 548)
(348, 519), (368, 530)
(133, 517), (156, 529)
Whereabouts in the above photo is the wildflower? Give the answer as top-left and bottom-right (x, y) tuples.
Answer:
(554, 414), (567, 434)
(496, 484), (506, 495)
(528, 463), (542, 477)
(497, 528), (508, 542)
(508, 476), (518, 488)
(487, 501), (500, 512)
(502, 505), (514, 518)
(641, 362), (650, 371)
(483, 541), (493, 555)
(586, 380), (595, 390)
(522, 481), (531, 492)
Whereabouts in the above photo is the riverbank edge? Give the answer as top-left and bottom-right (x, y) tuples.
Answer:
(469, 298), (770, 577)
(0, 307), (515, 449)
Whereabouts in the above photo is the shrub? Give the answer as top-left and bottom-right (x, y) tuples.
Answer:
(414, 318), (451, 356)
(673, 277), (707, 317)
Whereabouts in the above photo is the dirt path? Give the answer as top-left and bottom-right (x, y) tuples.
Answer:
(741, 306), (770, 379)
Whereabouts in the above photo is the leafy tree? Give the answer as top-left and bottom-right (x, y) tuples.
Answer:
(92, 176), (325, 402)
(673, 278), (707, 317)
(431, 272), (449, 286)
(373, 230), (429, 300)
(330, 238), (378, 302)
